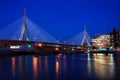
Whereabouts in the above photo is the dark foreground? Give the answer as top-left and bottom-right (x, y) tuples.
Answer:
(0, 53), (120, 80)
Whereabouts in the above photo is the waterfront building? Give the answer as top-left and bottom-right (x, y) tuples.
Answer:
(110, 28), (120, 50)
(92, 34), (110, 50)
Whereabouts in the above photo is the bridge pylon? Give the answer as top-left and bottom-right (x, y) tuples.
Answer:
(81, 24), (91, 46)
(19, 8), (30, 41)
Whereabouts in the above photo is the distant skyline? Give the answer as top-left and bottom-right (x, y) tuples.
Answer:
(0, 0), (120, 41)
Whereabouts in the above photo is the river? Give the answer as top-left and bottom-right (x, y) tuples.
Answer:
(0, 53), (120, 80)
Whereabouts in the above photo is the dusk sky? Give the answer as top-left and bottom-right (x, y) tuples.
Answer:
(0, 0), (120, 41)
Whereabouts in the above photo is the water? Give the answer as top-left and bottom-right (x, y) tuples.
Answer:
(0, 53), (120, 80)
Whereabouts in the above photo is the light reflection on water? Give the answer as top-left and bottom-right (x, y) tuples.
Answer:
(0, 53), (120, 80)
(55, 59), (59, 80)
(32, 56), (38, 79)
(87, 53), (115, 80)
(11, 57), (15, 77)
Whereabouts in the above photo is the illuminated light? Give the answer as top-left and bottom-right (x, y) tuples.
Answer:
(33, 57), (38, 77)
(87, 53), (90, 60)
(77, 46), (80, 49)
(55, 47), (59, 51)
(64, 47), (66, 50)
(110, 47), (113, 49)
(10, 46), (20, 49)
(87, 50), (90, 52)
(38, 43), (42, 47)
(55, 45), (60, 47)
(98, 47), (107, 51)
(116, 47), (120, 50)
(56, 60), (59, 74)
(72, 48), (74, 51)
(28, 45), (32, 48)
(99, 54), (104, 56)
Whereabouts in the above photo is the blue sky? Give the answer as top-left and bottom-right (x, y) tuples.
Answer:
(0, 0), (120, 41)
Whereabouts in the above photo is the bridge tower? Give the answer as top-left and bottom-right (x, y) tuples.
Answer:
(81, 24), (91, 46)
(19, 8), (30, 41)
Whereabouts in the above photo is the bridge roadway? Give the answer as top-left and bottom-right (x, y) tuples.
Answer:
(0, 39), (86, 55)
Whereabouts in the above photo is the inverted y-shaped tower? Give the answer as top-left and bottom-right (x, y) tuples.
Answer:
(19, 8), (30, 41)
(81, 25), (90, 46)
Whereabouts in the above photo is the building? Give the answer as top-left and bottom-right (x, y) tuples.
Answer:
(92, 34), (110, 50)
(110, 28), (120, 50)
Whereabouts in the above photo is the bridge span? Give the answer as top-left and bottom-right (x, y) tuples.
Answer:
(0, 9), (117, 56)
(0, 9), (89, 55)
(0, 39), (87, 55)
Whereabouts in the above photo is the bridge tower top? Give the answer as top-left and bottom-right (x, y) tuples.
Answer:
(24, 8), (26, 24)
(81, 24), (91, 46)
(19, 8), (30, 41)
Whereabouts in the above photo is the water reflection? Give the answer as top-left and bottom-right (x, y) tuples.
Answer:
(0, 53), (119, 80)
(55, 54), (61, 79)
(87, 53), (115, 79)
(11, 57), (16, 77)
(110, 54), (114, 63)
(32, 56), (38, 79)
(87, 54), (92, 77)
(18, 56), (25, 79)
(45, 56), (48, 73)
(63, 54), (67, 74)
(55, 59), (59, 76)
(55, 54), (67, 80)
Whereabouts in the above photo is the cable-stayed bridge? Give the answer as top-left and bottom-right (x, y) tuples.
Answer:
(0, 9), (91, 54)
(65, 25), (91, 46)
(0, 18), (58, 43)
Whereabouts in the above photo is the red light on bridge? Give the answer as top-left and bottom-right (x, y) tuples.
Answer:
(55, 47), (59, 51)
(38, 43), (42, 47)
